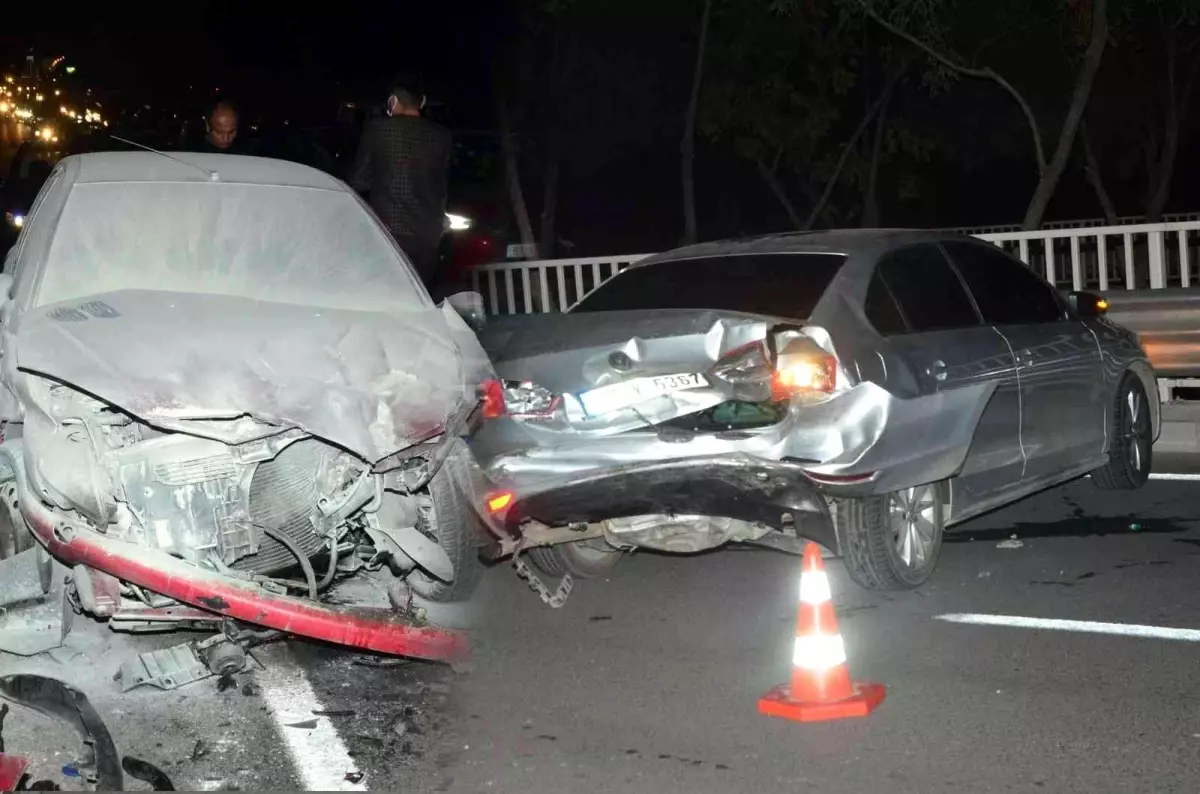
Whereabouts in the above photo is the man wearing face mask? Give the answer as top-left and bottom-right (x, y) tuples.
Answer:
(349, 77), (453, 292)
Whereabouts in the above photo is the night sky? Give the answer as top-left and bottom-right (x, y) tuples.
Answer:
(5, 1), (1200, 254)
(1, 2), (511, 125)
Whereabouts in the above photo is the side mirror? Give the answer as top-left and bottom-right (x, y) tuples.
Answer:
(1068, 290), (1108, 319)
(443, 291), (487, 332)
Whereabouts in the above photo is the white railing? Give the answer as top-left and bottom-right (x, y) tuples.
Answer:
(471, 218), (1200, 315)
(469, 254), (651, 315)
(948, 211), (1200, 236)
(979, 220), (1200, 292)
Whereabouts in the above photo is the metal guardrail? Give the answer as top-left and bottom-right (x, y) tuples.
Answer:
(471, 219), (1200, 316)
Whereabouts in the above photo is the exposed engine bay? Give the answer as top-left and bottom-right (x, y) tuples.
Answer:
(2, 370), (482, 644)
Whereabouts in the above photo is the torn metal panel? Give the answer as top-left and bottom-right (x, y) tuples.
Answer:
(16, 290), (493, 465)
(0, 548), (72, 657)
(118, 644), (212, 692)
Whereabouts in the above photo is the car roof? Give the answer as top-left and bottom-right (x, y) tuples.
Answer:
(59, 151), (348, 192)
(635, 228), (977, 266)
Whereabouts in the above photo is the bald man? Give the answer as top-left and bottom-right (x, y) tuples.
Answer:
(199, 102), (243, 153)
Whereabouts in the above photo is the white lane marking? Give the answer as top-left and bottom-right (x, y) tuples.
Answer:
(1148, 472), (1200, 481)
(257, 648), (367, 791)
(936, 613), (1200, 642)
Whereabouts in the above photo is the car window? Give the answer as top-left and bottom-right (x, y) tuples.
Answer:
(571, 253), (847, 319)
(941, 239), (1064, 325)
(876, 244), (981, 332)
(7, 168), (62, 280)
(864, 270), (908, 335)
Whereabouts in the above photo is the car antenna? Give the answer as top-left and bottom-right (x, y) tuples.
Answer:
(109, 135), (220, 182)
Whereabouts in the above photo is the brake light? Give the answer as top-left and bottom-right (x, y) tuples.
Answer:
(486, 491), (514, 514)
(772, 353), (837, 400)
(481, 379), (506, 419)
(479, 379), (561, 420)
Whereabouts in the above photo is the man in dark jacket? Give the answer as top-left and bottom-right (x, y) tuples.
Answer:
(193, 101), (247, 154)
(349, 78), (452, 291)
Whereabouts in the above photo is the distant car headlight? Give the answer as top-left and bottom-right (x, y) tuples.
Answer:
(445, 212), (472, 232)
(5, 212), (22, 229)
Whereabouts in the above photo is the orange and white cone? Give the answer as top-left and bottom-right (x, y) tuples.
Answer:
(757, 542), (886, 723)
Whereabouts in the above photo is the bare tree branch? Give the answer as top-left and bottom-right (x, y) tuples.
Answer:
(755, 155), (805, 229)
(859, 1), (1048, 174)
(804, 62), (908, 230)
(1080, 120), (1117, 224)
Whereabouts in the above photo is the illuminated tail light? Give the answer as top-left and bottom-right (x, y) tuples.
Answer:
(480, 379), (506, 419)
(711, 339), (838, 402)
(772, 353), (837, 400)
(479, 379), (561, 420)
(486, 491), (514, 514)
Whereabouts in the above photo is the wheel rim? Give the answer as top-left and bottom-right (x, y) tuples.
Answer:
(1123, 386), (1152, 474)
(888, 485), (938, 569)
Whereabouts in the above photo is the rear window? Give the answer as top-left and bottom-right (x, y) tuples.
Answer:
(571, 253), (847, 318)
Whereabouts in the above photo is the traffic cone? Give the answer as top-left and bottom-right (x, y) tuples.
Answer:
(757, 542), (886, 723)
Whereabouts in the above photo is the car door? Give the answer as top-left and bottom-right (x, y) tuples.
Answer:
(941, 239), (1105, 483)
(871, 243), (1024, 502)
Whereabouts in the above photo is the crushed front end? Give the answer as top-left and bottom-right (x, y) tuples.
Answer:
(0, 294), (498, 664)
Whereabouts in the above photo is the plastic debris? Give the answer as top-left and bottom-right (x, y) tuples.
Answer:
(996, 535), (1024, 549)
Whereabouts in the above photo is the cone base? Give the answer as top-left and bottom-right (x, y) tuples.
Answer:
(757, 680), (886, 723)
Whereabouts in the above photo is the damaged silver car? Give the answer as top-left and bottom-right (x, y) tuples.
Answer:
(0, 151), (495, 662)
(473, 230), (1159, 592)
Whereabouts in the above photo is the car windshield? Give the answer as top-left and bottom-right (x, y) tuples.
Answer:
(37, 181), (425, 312)
(571, 252), (847, 318)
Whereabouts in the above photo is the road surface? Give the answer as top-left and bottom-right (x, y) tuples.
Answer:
(454, 475), (1200, 794)
(2, 471), (1199, 791)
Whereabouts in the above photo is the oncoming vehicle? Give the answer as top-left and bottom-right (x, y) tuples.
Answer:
(0, 151), (496, 662)
(471, 230), (1158, 594)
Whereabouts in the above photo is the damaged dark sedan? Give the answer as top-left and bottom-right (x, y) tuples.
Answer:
(472, 230), (1159, 594)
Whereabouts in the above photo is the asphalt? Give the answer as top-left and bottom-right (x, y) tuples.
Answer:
(2, 471), (1200, 791)
(452, 475), (1200, 794)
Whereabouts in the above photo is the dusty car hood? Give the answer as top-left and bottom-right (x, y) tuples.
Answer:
(15, 289), (492, 462)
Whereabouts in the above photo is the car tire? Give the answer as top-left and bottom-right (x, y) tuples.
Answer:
(528, 540), (623, 579)
(1092, 372), (1153, 491)
(406, 440), (487, 603)
(838, 482), (945, 591)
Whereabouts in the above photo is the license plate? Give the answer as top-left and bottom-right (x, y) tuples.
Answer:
(578, 373), (708, 416)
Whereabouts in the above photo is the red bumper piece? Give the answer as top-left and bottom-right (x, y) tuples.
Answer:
(0, 754), (28, 792)
(23, 508), (469, 664)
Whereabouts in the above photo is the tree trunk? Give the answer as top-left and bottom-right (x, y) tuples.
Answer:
(1144, 38), (1200, 222)
(755, 154), (804, 229)
(862, 87), (892, 228)
(1079, 121), (1117, 224)
(539, 137), (560, 259)
(804, 64), (906, 231)
(1021, 0), (1109, 230)
(680, 0), (714, 246)
(496, 93), (537, 255)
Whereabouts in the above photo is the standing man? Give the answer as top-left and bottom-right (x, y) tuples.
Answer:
(349, 77), (452, 293)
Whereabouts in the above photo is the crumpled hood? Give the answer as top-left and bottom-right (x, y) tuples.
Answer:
(15, 289), (493, 462)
